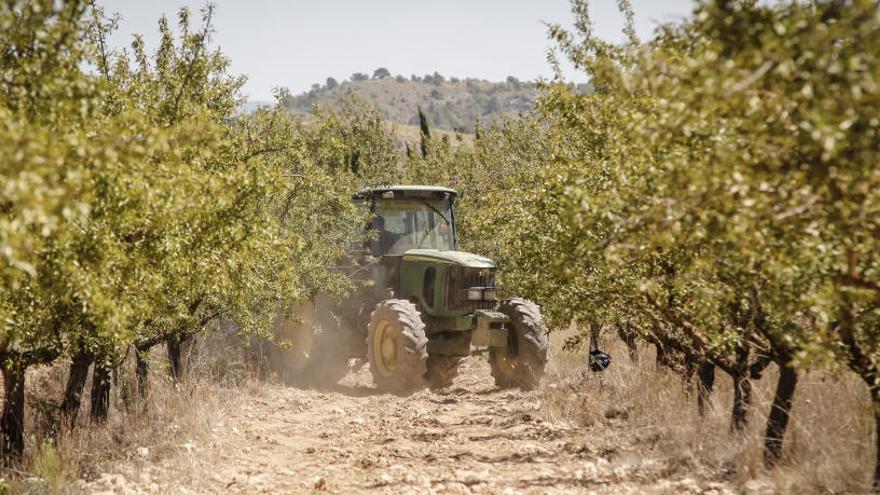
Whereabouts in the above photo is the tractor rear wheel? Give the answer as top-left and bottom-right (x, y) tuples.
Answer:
(490, 298), (549, 390)
(367, 299), (428, 395)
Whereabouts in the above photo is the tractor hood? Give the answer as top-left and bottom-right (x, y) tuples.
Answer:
(401, 249), (496, 269)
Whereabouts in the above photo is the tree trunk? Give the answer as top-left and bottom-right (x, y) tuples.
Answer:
(731, 372), (752, 432)
(135, 347), (149, 399)
(616, 323), (638, 363)
(655, 343), (670, 370)
(89, 361), (111, 423)
(183, 335), (198, 372)
(764, 364), (798, 467)
(682, 360), (697, 397)
(0, 364), (26, 459)
(870, 387), (880, 491)
(167, 336), (183, 381)
(837, 312), (880, 489)
(588, 323), (600, 353)
(60, 353), (92, 428)
(697, 362), (715, 417)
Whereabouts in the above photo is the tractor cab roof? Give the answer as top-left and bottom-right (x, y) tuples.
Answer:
(352, 185), (458, 201)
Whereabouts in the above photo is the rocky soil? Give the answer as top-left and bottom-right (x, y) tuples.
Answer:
(86, 358), (741, 494)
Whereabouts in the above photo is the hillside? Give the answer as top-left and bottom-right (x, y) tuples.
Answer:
(281, 71), (544, 132)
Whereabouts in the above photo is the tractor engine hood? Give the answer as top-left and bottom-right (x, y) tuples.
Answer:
(401, 248), (496, 269)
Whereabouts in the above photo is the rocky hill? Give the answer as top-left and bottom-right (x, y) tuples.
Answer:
(280, 70), (543, 133)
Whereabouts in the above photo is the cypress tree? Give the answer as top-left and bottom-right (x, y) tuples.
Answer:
(349, 150), (360, 174)
(418, 106), (430, 158)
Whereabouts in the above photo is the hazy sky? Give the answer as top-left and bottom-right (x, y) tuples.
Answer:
(102, 1), (695, 101)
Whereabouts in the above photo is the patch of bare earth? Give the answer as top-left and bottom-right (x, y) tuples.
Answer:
(87, 357), (738, 494)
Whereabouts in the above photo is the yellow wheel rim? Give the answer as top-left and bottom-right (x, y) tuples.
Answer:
(494, 352), (517, 375)
(373, 320), (398, 377)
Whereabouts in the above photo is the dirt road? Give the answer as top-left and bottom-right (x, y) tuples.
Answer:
(88, 357), (736, 494)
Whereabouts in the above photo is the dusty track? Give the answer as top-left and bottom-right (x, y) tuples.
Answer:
(88, 358), (735, 494)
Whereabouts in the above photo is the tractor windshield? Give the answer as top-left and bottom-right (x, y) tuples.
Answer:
(370, 198), (455, 255)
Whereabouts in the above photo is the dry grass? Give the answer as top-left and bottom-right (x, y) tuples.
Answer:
(3, 325), (875, 493)
(3, 332), (264, 494)
(541, 326), (876, 493)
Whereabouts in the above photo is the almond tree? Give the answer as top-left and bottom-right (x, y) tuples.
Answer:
(1, 0), (367, 455)
(483, 0), (878, 482)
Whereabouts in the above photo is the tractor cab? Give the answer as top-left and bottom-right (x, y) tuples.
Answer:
(355, 186), (458, 256)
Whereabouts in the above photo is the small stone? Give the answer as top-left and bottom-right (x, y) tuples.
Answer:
(313, 477), (327, 490)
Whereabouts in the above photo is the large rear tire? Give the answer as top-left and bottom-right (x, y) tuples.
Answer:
(490, 298), (549, 390)
(367, 299), (428, 395)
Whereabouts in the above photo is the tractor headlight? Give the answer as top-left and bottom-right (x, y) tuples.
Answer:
(466, 288), (483, 301)
(465, 287), (496, 301)
(483, 288), (497, 301)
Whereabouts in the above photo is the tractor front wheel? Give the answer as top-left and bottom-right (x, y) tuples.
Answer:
(367, 299), (428, 395)
(490, 298), (549, 390)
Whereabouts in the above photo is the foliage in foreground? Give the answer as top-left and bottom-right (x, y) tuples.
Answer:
(0, 0), (366, 457)
(474, 0), (880, 487)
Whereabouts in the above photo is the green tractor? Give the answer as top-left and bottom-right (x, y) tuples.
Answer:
(271, 185), (548, 394)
